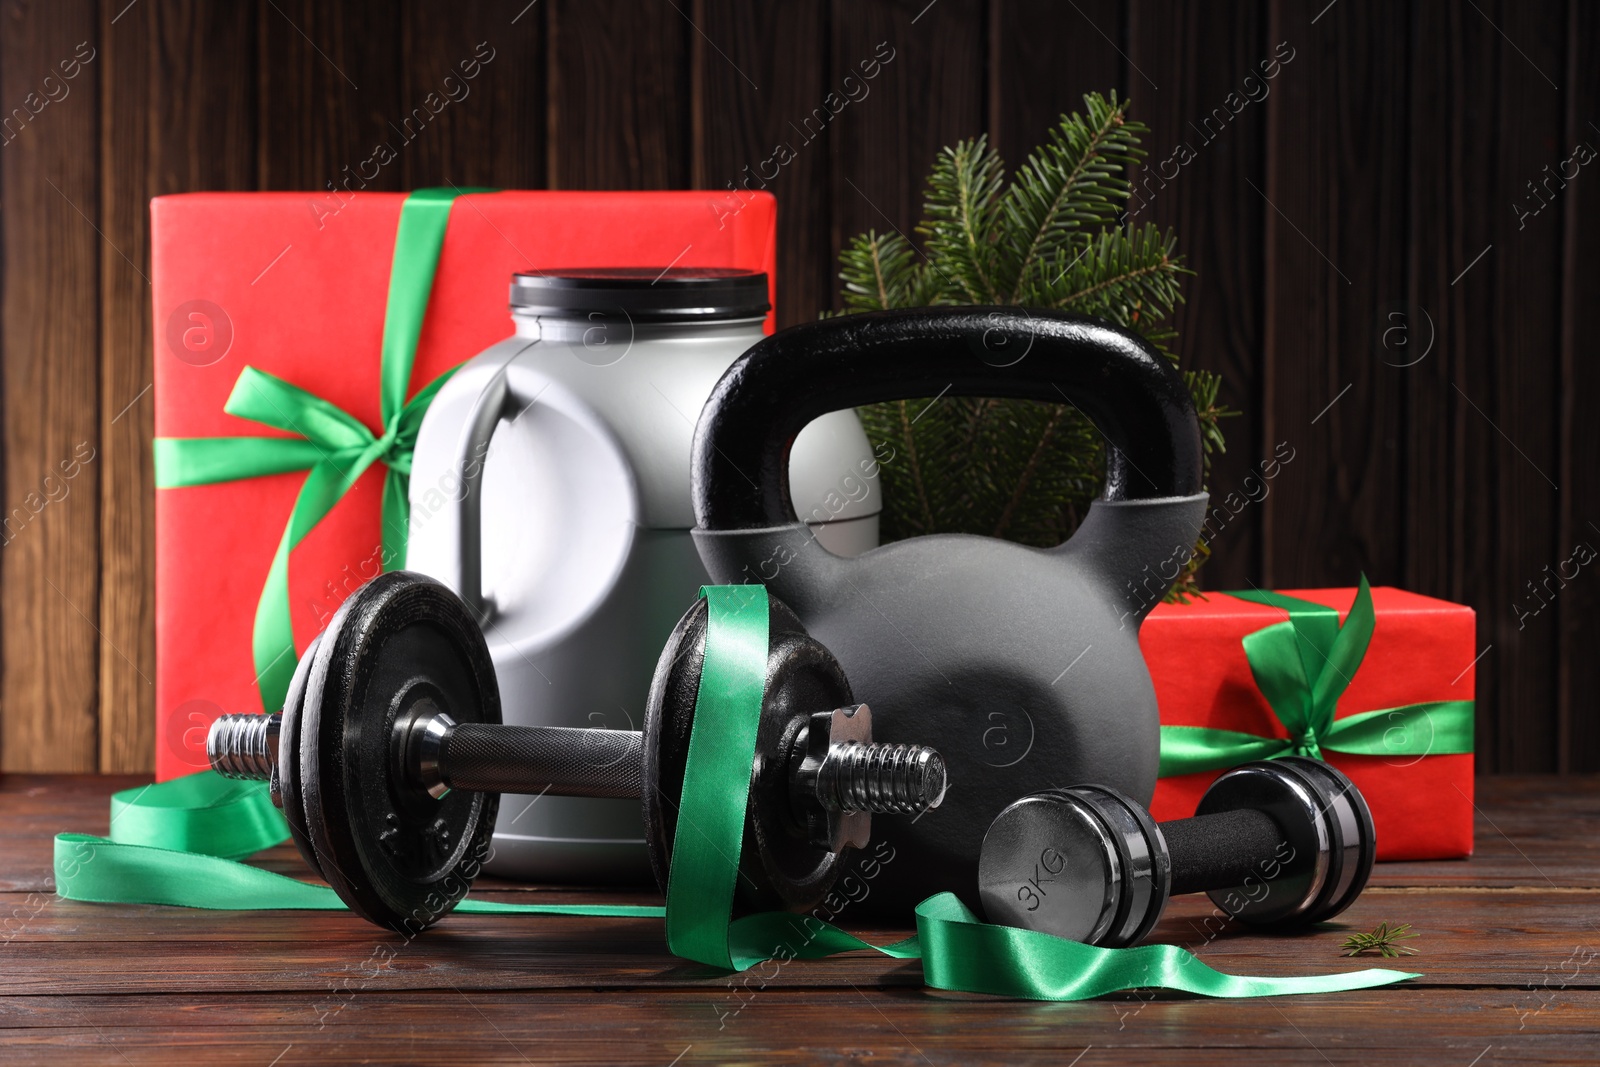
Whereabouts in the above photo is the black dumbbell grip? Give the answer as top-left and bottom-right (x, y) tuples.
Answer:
(439, 724), (644, 799)
(1162, 808), (1287, 897)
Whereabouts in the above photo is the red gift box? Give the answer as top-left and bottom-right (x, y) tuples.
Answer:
(1140, 584), (1476, 861)
(152, 190), (776, 780)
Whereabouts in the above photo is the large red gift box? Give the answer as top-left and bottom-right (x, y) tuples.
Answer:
(152, 190), (776, 780)
(1140, 585), (1476, 861)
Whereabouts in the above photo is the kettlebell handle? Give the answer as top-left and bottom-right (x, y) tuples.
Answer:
(692, 308), (1204, 531)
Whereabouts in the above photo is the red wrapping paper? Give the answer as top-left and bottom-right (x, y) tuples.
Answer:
(153, 191), (777, 780)
(1140, 586), (1476, 861)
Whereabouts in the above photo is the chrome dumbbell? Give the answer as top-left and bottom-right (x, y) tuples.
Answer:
(978, 757), (1375, 945)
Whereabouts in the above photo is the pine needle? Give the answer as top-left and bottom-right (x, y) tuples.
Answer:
(1340, 921), (1420, 959)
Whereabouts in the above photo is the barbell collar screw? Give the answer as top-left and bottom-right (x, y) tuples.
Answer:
(209, 712), (280, 781)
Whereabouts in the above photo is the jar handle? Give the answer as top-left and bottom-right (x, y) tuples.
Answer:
(453, 364), (523, 623)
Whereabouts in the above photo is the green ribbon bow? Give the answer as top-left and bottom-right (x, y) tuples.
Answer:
(54, 586), (1418, 1001)
(154, 188), (484, 711)
(1159, 575), (1474, 776)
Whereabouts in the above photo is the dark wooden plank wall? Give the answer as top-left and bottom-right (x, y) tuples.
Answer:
(0, 0), (1593, 774)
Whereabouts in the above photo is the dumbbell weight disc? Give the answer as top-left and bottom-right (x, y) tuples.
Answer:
(1198, 755), (1375, 929)
(643, 595), (855, 914)
(298, 571), (501, 933)
(273, 630), (323, 880)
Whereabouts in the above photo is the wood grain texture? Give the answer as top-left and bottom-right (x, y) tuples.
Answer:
(1401, 0), (1472, 746)
(1127, 0), (1268, 591)
(95, 0), (258, 775)
(547, 0), (691, 190)
(828, 0), (985, 299)
(1262, 1), (1408, 593)
(0, 1), (103, 773)
(4, 774), (1599, 1063)
(95, 0), (157, 775)
(255, 0), (404, 192)
(4, 884), (1599, 995)
(1407, 0), (1568, 773)
(989, 0), (1125, 168)
(1558, 0), (1600, 773)
(694, 0), (830, 327)
(397, 1), (545, 190)
(0, 990), (1593, 1066)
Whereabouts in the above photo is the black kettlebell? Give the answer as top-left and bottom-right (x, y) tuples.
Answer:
(689, 307), (1208, 913)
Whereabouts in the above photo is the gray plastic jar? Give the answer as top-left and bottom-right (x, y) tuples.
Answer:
(405, 268), (880, 882)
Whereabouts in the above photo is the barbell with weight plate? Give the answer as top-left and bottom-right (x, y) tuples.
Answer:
(208, 571), (947, 933)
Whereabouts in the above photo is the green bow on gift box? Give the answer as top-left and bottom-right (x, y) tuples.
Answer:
(1158, 576), (1475, 775)
(154, 188), (483, 712)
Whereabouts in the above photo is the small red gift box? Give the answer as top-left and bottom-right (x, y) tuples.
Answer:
(1140, 582), (1476, 861)
(152, 189), (776, 780)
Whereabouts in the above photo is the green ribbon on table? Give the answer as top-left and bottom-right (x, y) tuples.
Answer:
(55, 586), (1416, 1000)
(109, 772), (288, 860)
(53, 831), (663, 918)
(57, 773), (662, 918)
(1159, 575), (1475, 776)
(153, 188), (485, 712)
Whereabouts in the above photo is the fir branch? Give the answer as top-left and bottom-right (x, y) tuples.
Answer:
(897, 398), (937, 535)
(992, 405), (1067, 539)
(1039, 225), (1187, 317)
(839, 230), (934, 312)
(865, 233), (894, 309)
(1186, 369), (1236, 459)
(919, 137), (1007, 303)
(1001, 93), (1147, 301)
(1341, 922), (1419, 959)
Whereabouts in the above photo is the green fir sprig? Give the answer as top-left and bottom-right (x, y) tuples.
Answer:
(1340, 921), (1420, 959)
(836, 92), (1234, 598)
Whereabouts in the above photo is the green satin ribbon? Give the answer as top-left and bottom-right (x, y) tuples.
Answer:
(53, 833), (664, 917)
(1159, 576), (1475, 776)
(108, 772), (288, 859)
(153, 188), (486, 711)
(663, 585), (771, 968)
(55, 586), (1416, 999)
(908, 892), (1409, 999)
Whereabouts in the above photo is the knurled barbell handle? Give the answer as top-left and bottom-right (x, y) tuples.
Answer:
(1161, 807), (1287, 897)
(439, 723), (645, 799)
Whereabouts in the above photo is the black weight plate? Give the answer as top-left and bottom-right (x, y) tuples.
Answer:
(277, 632), (323, 880)
(300, 571), (500, 933)
(640, 597), (707, 896)
(742, 627), (856, 911)
(642, 594), (852, 915)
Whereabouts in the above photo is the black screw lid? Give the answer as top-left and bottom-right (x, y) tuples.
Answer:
(510, 267), (770, 323)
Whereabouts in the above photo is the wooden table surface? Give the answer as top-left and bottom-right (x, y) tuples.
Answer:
(2, 775), (1596, 1065)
